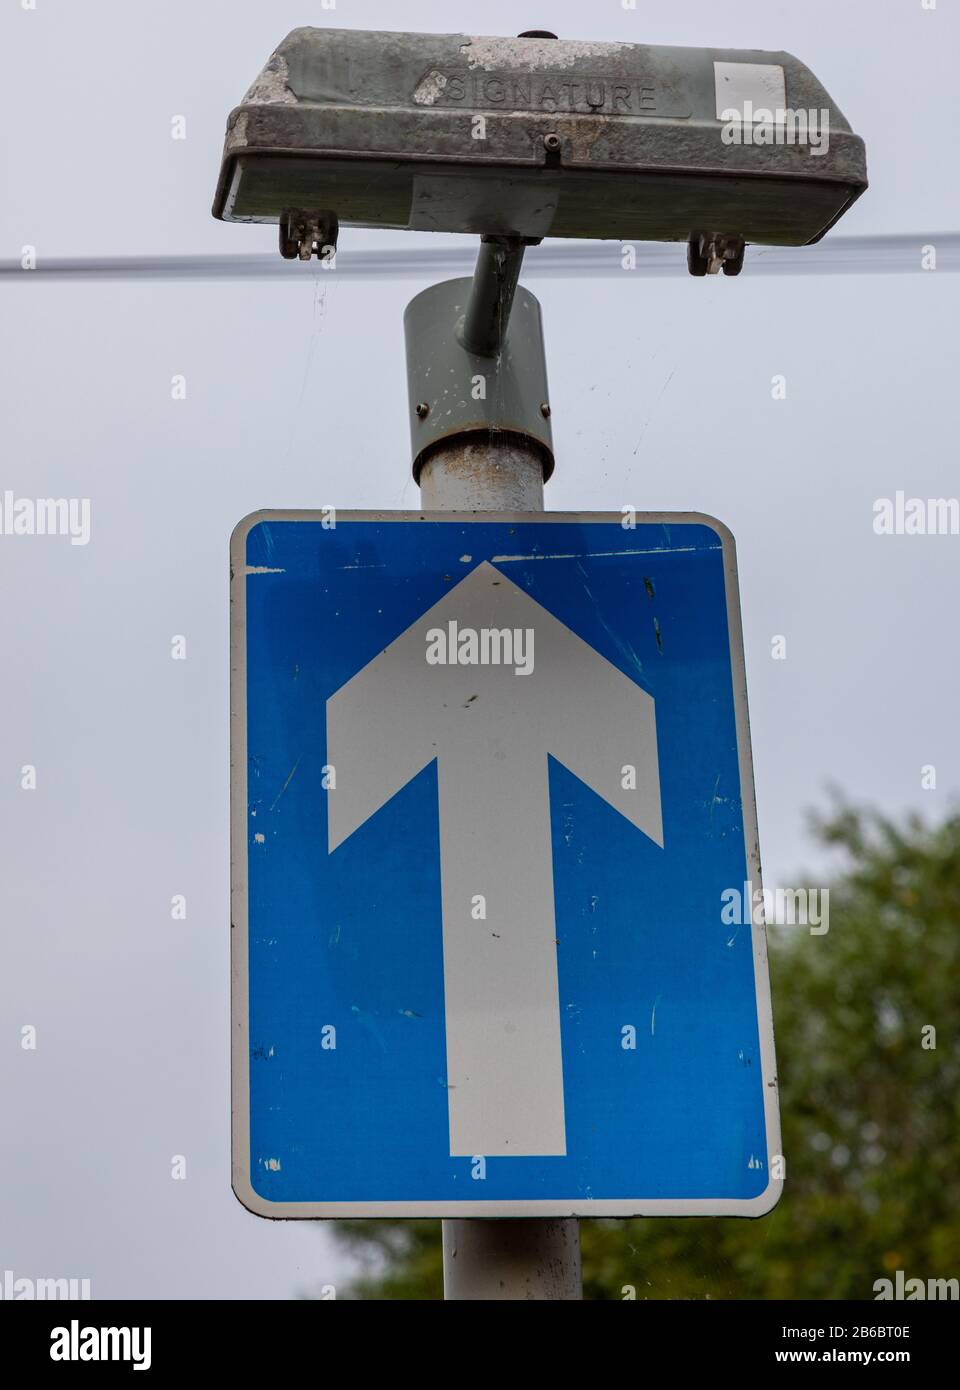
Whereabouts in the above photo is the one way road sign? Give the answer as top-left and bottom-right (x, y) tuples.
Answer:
(231, 511), (781, 1219)
(328, 559), (663, 1160)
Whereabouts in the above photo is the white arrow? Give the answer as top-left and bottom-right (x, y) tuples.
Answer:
(326, 561), (662, 1157)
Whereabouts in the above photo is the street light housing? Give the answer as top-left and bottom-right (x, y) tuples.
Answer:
(212, 27), (867, 253)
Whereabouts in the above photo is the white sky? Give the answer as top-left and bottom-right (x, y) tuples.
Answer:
(1, 0), (958, 1299)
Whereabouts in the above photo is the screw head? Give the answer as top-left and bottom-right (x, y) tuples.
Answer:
(543, 133), (561, 153)
(540, 402), (552, 418)
(415, 402), (430, 420)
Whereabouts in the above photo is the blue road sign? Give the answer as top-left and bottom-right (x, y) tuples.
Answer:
(231, 511), (781, 1218)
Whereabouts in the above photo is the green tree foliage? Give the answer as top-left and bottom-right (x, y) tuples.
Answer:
(329, 804), (960, 1299)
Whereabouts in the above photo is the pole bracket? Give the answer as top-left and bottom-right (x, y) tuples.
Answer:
(404, 238), (554, 483)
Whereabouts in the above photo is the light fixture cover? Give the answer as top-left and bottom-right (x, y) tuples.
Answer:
(213, 29), (867, 245)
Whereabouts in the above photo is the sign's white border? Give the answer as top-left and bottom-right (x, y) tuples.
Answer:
(230, 510), (782, 1220)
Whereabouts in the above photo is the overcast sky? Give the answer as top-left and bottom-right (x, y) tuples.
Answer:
(1, 0), (958, 1299)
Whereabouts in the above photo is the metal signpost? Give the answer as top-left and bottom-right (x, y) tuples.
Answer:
(219, 27), (866, 1300)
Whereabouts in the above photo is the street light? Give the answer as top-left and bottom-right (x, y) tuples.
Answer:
(214, 28), (866, 480)
(213, 27), (867, 267)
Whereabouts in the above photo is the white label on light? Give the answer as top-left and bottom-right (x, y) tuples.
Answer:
(714, 62), (787, 120)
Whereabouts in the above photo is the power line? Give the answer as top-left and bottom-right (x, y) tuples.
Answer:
(0, 233), (955, 282)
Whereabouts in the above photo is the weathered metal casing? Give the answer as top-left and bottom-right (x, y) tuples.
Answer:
(404, 279), (553, 481)
(213, 28), (867, 246)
